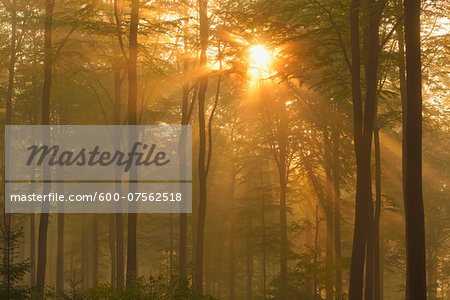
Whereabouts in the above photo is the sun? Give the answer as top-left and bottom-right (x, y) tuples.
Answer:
(248, 45), (274, 83)
(249, 45), (271, 70)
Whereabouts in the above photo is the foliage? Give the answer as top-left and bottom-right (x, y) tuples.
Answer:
(0, 223), (31, 299)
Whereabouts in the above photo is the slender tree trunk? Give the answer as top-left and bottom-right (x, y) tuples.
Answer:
(167, 212), (172, 277)
(178, 20), (192, 279)
(36, 0), (55, 296)
(56, 168), (64, 295)
(126, 0), (139, 286)
(398, 0), (407, 168)
(109, 214), (116, 287)
(332, 126), (342, 300)
(2, 22), (18, 284)
(380, 235), (384, 299)
(178, 129), (188, 281)
(259, 161), (267, 300)
(29, 92), (36, 292)
(5, 0), (17, 126)
(48, 236), (54, 287)
(373, 126), (382, 300)
(349, 1), (383, 298)
(363, 4), (383, 299)
(194, 0), (209, 294)
(278, 101), (288, 300)
(4, 0), (16, 292)
(81, 226), (88, 290)
(323, 130), (334, 300)
(365, 191), (375, 300)
(93, 215), (99, 286)
(55, 154), (65, 295)
(113, 59), (124, 287)
(348, 2), (367, 297)
(279, 157), (288, 300)
(396, 5), (406, 299)
(403, 0), (427, 298)
(313, 204), (319, 300)
(115, 212), (124, 285)
(111, 0), (125, 287)
(246, 219), (253, 300)
(30, 213), (36, 287)
(229, 157), (236, 300)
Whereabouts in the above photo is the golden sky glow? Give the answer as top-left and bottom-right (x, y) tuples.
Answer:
(249, 45), (271, 69)
(248, 45), (274, 83)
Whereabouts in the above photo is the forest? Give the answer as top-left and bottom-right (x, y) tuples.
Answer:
(0, 0), (449, 299)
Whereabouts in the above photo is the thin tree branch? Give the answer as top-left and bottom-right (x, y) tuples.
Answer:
(187, 82), (198, 122)
(114, 0), (128, 61)
(379, 13), (404, 50)
(312, 0), (352, 73)
(54, 25), (78, 59)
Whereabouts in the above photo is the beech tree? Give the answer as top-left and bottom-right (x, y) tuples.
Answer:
(403, 0), (427, 298)
(0, 0), (447, 298)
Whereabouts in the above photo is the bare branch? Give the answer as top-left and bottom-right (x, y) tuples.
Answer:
(379, 13), (404, 50)
(114, 0), (128, 61)
(312, 0), (352, 73)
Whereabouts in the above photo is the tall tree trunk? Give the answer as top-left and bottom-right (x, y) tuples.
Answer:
(115, 212), (124, 285)
(259, 160), (267, 300)
(29, 90), (37, 292)
(363, 3), (383, 299)
(113, 59), (124, 287)
(194, 0), (209, 294)
(36, 0), (55, 297)
(178, 20), (193, 279)
(3, 0), (17, 290)
(349, 0), (383, 298)
(396, 5), (406, 299)
(323, 130), (334, 300)
(93, 215), (99, 287)
(403, 0), (427, 298)
(229, 157), (236, 300)
(109, 214), (116, 287)
(55, 220), (64, 292)
(397, 0), (407, 172)
(313, 204), (319, 300)
(380, 235), (384, 299)
(169, 214), (173, 277)
(348, 1), (367, 297)
(126, 0), (139, 286)
(30, 213), (36, 287)
(5, 0), (17, 126)
(178, 128), (188, 281)
(111, 0), (125, 287)
(279, 167), (288, 299)
(3, 2), (16, 294)
(373, 126), (382, 300)
(278, 101), (288, 300)
(81, 225), (88, 290)
(56, 167), (64, 296)
(332, 125), (342, 300)
(246, 219), (253, 300)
